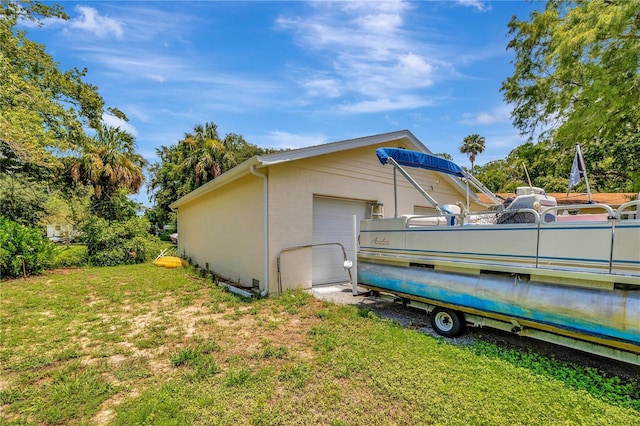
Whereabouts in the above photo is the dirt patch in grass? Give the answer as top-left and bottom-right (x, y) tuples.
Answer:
(92, 387), (141, 426)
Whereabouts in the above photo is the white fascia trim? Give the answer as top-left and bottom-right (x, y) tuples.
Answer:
(257, 129), (428, 166)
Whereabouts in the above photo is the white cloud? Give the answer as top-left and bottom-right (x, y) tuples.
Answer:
(119, 105), (152, 124)
(301, 76), (342, 98)
(72, 45), (187, 82)
(102, 114), (138, 137)
(385, 114), (399, 126)
(260, 131), (329, 149)
(69, 6), (124, 39)
(340, 95), (434, 114)
(460, 105), (511, 125)
(394, 52), (434, 87)
(456, 1), (492, 12)
(276, 1), (443, 111)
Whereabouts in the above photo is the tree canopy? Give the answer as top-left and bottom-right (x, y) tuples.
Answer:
(460, 134), (486, 170)
(147, 122), (277, 227)
(495, 0), (640, 193)
(1, 1), (145, 226)
(0, 1), (107, 170)
(502, 0), (640, 145)
(69, 125), (147, 220)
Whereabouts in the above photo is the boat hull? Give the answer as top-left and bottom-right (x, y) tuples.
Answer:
(358, 260), (640, 354)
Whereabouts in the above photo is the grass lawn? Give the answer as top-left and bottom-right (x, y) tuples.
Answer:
(1, 263), (638, 425)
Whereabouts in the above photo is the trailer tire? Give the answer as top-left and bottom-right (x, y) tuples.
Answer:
(430, 307), (464, 337)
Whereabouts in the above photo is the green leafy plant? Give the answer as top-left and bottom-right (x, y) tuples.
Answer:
(262, 343), (289, 359)
(0, 217), (54, 278)
(278, 362), (311, 389)
(81, 216), (165, 266)
(225, 368), (252, 387)
(470, 339), (640, 411)
(52, 245), (88, 268)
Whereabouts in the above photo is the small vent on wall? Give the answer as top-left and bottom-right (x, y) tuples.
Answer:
(252, 279), (260, 288)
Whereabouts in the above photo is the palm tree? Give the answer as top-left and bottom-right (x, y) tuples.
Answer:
(460, 134), (486, 170)
(69, 125), (146, 217)
(180, 122), (236, 191)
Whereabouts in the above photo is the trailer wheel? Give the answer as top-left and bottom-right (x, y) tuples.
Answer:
(430, 307), (464, 337)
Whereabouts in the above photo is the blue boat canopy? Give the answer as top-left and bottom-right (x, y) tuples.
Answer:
(376, 148), (465, 177)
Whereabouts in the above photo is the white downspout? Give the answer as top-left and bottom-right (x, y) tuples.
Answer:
(250, 165), (269, 297)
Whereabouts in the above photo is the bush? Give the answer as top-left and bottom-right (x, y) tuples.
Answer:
(158, 231), (173, 242)
(52, 245), (88, 268)
(81, 216), (166, 266)
(0, 217), (55, 278)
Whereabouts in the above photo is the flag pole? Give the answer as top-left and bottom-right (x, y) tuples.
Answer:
(522, 162), (533, 190)
(576, 144), (593, 203)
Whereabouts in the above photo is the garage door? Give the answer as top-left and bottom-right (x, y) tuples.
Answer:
(312, 196), (370, 286)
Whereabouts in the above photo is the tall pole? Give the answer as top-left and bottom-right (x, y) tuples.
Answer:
(577, 144), (593, 203)
(393, 167), (398, 218)
(522, 163), (533, 189)
(465, 176), (470, 211)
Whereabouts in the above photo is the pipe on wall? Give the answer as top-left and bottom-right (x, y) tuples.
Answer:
(250, 165), (269, 297)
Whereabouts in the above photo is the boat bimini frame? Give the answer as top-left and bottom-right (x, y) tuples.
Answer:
(375, 148), (502, 218)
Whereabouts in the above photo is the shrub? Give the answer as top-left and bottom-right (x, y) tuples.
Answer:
(81, 216), (165, 266)
(0, 217), (54, 278)
(52, 245), (88, 268)
(158, 231), (173, 242)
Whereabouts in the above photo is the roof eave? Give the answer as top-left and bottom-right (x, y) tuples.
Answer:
(168, 129), (452, 209)
(257, 129), (428, 165)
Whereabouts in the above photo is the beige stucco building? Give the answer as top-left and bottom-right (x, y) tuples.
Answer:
(169, 130), (483, 296)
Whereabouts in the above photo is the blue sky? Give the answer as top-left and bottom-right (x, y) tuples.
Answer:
(24, 1), (542, 204)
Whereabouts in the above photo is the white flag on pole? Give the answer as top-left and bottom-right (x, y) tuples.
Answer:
(567, 144), (593, 202)
(568, 149), (585, 189)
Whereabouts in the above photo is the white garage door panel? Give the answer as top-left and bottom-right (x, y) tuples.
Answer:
(312, 197), (369, 286)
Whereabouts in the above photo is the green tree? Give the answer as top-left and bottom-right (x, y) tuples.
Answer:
(0, 172), (51, 225)
(81, 215), (163, 266)
(69, 125), (146, 220)
(460, 134), (486, 170)
(147, 122), (277, 228)
(180, 122), (235, 189)
(434, 152), (453, 161)
(501, 0), (640, 191)
(147, 145), (184, 228)
(0, 1), (106, 171)
(1, 1), (136, 228)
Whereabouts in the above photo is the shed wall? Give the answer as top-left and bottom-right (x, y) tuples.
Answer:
(177, 175), (264, 288)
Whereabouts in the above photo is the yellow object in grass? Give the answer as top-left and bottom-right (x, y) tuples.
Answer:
(153, 256), (186, 269)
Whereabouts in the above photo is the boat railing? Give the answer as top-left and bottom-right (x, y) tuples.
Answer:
(542, 204), (615, 223)
(403, 201), (638, 228)
(615, 199), (640, 220)
(404, 208), (542, 227)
